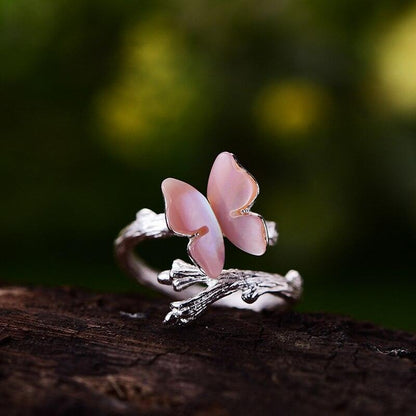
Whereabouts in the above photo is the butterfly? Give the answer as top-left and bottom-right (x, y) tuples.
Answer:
(161, 151), (268, 279)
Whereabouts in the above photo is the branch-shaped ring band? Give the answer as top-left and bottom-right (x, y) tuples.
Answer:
(115, 208), (303, 326)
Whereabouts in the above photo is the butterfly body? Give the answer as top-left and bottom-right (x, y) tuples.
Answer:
(162, 152), (268, 278)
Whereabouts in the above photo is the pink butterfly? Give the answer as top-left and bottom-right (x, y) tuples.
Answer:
(161, 152), (268, 279)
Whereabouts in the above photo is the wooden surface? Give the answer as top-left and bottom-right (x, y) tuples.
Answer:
(0, 285), (415, 415)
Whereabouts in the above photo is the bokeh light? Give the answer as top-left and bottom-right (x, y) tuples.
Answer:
(374, 4), (416, 115)
(95, 17), (211, 166)
(254, 80), (330, 140)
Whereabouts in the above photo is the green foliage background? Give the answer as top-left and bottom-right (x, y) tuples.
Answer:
(1, 0), (415, 330)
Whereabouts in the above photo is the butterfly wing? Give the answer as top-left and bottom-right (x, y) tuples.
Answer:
(207, 152), (268, 256)
(162, 178), (225, 278)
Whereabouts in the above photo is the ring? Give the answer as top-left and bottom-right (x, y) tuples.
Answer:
(115, 152), (303, 326)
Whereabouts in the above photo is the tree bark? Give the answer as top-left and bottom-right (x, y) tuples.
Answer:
(0, 285), (415, 416)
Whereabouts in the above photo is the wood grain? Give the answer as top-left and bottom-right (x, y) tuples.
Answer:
(0, 286), (415, 415)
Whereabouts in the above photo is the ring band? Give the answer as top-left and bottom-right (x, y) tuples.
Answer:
(115, 208), (303, 326)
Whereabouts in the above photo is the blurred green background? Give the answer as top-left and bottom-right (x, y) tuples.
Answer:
(1, 0), (415, 330)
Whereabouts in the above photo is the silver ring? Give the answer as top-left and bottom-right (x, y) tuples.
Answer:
(115, 152), (303, 326)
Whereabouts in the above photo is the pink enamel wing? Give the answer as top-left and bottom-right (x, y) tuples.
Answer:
(161, 152), (268, 279)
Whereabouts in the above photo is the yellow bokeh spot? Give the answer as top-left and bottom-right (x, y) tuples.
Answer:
(95, 18), (207, 164)
(375, 5), (416, 114)
(254, 80), (329, 139)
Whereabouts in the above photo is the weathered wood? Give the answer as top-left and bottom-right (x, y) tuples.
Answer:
(0, 286), (415, 416)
